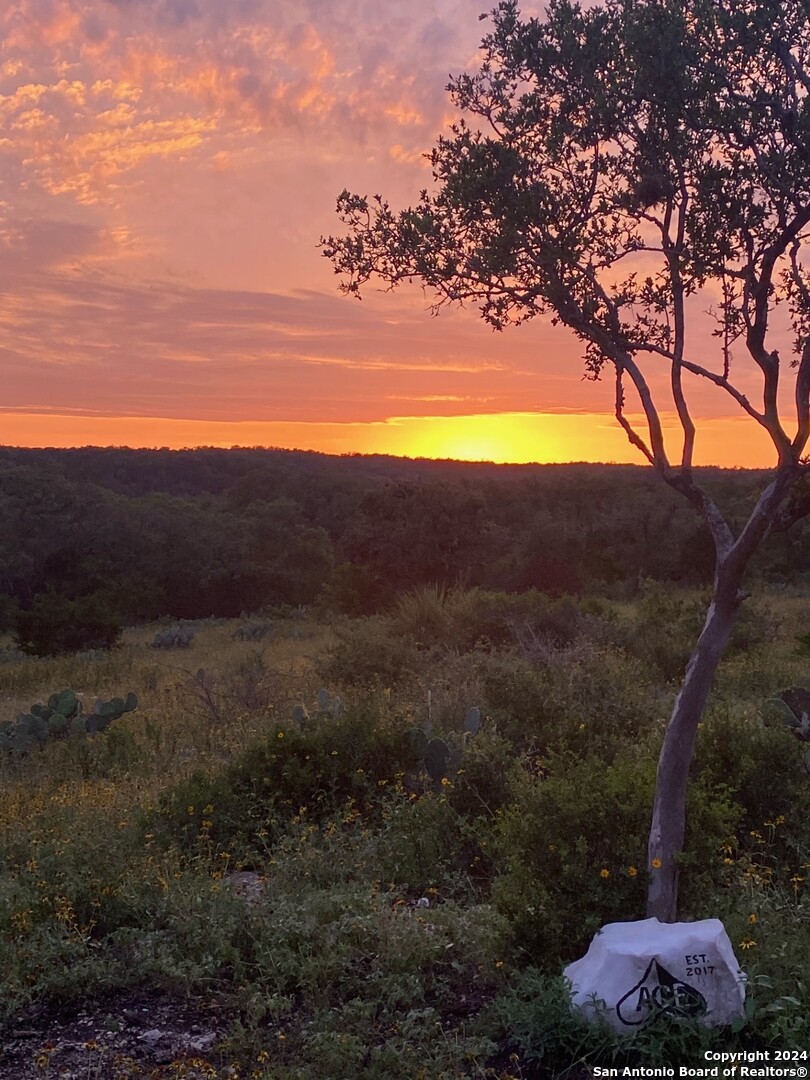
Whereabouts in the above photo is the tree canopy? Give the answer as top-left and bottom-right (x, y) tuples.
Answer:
(324, 0), (810, 494)
(323, 0), (810, 920)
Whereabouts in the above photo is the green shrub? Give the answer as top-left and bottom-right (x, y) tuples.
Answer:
(149, 705), (421, 859)
(327, 590), (617, 686)
(696, 709), (810, 846)
(319, 617), (424, 687)
(468, 651), (552, 747)
(388, 584), (460, 648)
(473, 644), (661, 760)
(14, 590), (122, 657)
(623, 582), (705, 681)
(387, 587), (627, 661)
(318, 561), (385, 616)
(625, 583), (777, 682)
(389, 586), (587, 653)
(447, 729), (519, 821)
(728, 600), (779, 656)
(492, 753), (740, 963)
(695, 705), (810, 901)
(222, 883), (507, 1078)
(373, 791), (470, 897)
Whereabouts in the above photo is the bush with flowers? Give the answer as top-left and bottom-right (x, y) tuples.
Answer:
(492, 751), (740, 961)
(148, 701), (422, 860)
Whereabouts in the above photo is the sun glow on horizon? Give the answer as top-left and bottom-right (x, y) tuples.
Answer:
(398, 412), (587, 463)
(0, 409), (778, 468)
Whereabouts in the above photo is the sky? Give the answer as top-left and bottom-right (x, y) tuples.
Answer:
(0, 0), (789, 466)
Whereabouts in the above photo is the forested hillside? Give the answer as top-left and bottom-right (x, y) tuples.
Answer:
(3, 446), (810, 1075)
(0, 446), (803, 649)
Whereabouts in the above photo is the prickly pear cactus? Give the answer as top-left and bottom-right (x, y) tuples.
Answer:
(424, 737), (451, 785)
(70, 714), (87, 738)
(292, 703), (309, 724)
(763, 688), (810, 773)
(763, 688), (810, 741)
(409, 727), (429, 758)
(15, 713), (48, 749)
(152, 625), (195, 648)
(86, 692), (139, 733)
(10, 724), (38, 754)
(464, 706), (482, 737)
(2, 689), (138, 753)
(50, 690), (81, 719)
(232, 620), (274, 642)
(48, 714), (69, 737)
(314, 688), (343, 719)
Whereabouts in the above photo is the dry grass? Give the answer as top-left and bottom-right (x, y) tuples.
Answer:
(0, 616), (336, 827)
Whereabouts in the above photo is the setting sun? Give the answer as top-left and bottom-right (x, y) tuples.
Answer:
(0, 409), (778, 468)
(400, 414), (539, 464)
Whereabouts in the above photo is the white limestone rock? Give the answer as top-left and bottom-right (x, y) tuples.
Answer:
(563, 917), (746, 1032)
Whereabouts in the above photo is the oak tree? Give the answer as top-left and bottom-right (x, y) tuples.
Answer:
(323, 0), (810, 921)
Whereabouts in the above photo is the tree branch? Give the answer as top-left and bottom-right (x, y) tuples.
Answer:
(745, 209), (810, 460)
(633, 343), (766, 426)
(615, 367), (656, 466)
(728, 468), (797, 573)
(794, 338), (810, 455)
(665, 167), (695, 470)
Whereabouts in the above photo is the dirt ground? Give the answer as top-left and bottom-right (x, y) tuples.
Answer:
(0, 989), (233, 1080)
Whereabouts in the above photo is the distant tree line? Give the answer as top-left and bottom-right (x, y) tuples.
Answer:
(0, 446), (804, 652)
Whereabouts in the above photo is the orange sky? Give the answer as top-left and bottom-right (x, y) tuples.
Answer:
(0, 0), (796, 468)
(0, 409), (778, 468)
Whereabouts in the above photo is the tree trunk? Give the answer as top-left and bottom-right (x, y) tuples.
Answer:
(645, 565), (745, 922)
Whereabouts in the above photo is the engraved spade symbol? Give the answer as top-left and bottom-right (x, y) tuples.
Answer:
(616, 958), (708, 1027)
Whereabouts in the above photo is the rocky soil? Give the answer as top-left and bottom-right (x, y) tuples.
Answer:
(0, 989), (233, 1079)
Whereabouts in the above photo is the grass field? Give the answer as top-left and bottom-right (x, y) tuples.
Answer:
(1, 588), (809, 1078)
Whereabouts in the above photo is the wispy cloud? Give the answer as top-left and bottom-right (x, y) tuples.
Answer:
(0, 224), (596, 422)
(0, 0), (484, 207)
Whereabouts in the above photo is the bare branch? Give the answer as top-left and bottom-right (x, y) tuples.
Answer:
(795, 339), (810, 455)
(745, 209), (810, 459)
(664, 164), (695, 470)
(633, 343), (766, 425)
(615, 367), (656, 465)
(729, 468), (798, 571)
